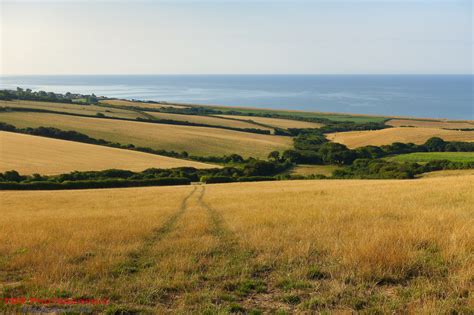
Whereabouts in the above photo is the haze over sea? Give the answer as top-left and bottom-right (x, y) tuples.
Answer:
(1, 75), (472, 120)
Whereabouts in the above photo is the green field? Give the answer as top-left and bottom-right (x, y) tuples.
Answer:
(205, 105), (387, 123)
(388, 152), (474, 163)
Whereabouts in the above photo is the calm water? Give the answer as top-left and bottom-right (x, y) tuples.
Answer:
(0, 75), (472, 119)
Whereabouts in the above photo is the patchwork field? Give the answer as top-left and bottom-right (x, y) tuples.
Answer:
(386, 118), (474, 129)
(215, 114), (323, 129)
(208, 106), (387, 123)
(0, 100), (142, 119)
(388, 152), (474, 163)
(326, 127), (474, 148)
(100, 99), (186, 109)
(0, 112), (292, 158)
(145, 112), (273, 131)
(0, 131), (216, 174)
(1, 176), (472, 313)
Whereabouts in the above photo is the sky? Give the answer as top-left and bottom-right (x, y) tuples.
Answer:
(0, 0), (472, 75)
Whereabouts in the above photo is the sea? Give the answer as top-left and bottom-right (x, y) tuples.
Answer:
(0, 75), (472, 120)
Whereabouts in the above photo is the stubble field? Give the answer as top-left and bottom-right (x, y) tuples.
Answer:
(0, 131), (216, 174)
(326, 127), (474, 148)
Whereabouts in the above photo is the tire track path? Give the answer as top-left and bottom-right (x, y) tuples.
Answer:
(113, 186), (197, 275)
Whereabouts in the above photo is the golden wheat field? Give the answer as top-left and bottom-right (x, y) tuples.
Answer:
(215, 114), (324, 129)
(145, 112), (273, 132)
(326, 127), (474, 148)
(386, 118), (474, 129)
(1, 176), (472, 313)
(0, 100), (142, 120)
(0, 131), (216, 175)
(0, 112), (292, 158)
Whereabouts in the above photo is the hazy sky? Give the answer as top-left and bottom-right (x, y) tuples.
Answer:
(1, 0), (472, 75)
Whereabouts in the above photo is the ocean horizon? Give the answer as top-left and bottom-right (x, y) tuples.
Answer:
(1, 74), (472, 120)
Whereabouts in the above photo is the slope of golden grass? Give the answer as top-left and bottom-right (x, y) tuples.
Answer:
(326, 127), (474, 148)
(0, 131), (216, 174)
(387, 118), (474, 129)
(100, 99), (186, 109)
(0, 100), (141, 119)
(0, 112), (292, 158)
(145, 112), (273, 131)
(417, 169), (474, 178)
(216, 114), (323, 129)
(1, 176), (472, 313)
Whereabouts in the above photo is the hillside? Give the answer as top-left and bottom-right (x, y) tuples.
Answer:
(1, 176), (472, 313)
(0, 131), (216, 174)
(326, 127), (474, 148)
(0, 112), (292, 158)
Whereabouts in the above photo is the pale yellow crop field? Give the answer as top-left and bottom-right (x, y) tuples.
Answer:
(1, 176), (472, 313)
(216, 114), (323, 129)
(0, 100), (142, 119)
(0, 131), (216, 174)
(387, 118), (474, 129)
(0, 112), (292, 158)
(326, 127), (474, 148)
(145, 111), (273, 131)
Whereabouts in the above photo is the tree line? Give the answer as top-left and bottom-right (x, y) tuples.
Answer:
(0, 88), (98, 104)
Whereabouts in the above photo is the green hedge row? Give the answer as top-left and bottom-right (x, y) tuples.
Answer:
(0, 177), (191, 190)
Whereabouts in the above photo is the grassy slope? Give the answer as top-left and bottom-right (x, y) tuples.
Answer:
(215, 114), (323, 129)
(144, 111), (273, 131)
(207, 106), (387, 123)
(0, 131), (216, 174)
(417, 169), (474, 178)
(0, 100), (142, 120)
(326, 127), (474, 148)
(1, 176), (472, 313)
(386, 118), (474, 129)
(387, 152), (474, 163)
(100, 99), (186, 109)
(0, 112), (292, 158)
(290, 164), (341, 176)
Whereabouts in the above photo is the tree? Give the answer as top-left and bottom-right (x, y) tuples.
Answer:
(424, 137), (446, 152)
(318, 142), (355, 165)
(268, 151), (280, 161)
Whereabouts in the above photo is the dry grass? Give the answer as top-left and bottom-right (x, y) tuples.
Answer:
(0, 112), (292, 158)
(387, 118), (474, 129)
(1, 176), (472, 313)
(417, 169), (474, 178)
(0, 131), (216, 175)
(290, 164), (340, 177)
(145, 112), (273, 131)
(0, 100), (141, 119)
(100, 99), (186, 109)
(216, 114), (323, 129)
(326, 127), (474, 148)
